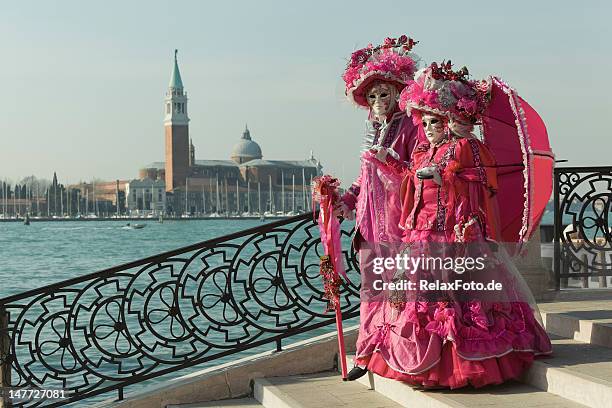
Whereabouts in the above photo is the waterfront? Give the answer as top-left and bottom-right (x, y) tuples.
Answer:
(0, 209), (607, 407)
(0, 219), (275, 299)
(0, 217), (358, 406)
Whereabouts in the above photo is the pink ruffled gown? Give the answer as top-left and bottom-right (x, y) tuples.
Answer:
(353, 136), (552, 389)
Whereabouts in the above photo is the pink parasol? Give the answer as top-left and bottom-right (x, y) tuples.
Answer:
(481, 77), (555, 252)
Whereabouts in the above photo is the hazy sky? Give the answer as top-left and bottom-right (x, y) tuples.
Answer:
(0, 1), (609, 186)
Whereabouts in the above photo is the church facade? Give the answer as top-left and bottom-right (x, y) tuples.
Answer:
(138, 51), (322, 216)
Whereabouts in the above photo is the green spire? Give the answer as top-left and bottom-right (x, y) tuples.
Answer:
(169, 49), (184, 89)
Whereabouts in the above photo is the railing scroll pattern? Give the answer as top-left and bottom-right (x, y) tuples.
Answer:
(554, 166), (612, 289)
(0, 213), (360, 407)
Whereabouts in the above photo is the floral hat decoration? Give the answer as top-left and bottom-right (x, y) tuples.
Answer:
(399, 61), (490, 124)
(342, 35), (419, 108)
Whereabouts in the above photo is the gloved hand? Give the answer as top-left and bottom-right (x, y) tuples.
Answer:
(332, 201), (355, 220)
(416, 165), (442, 185)
(369, 145), (399, 163)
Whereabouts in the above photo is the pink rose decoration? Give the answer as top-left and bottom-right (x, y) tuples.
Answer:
(425, 306), (456, 338)
(457, 97), (478, 116)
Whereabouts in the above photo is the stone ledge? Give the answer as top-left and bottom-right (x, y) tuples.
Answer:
(539, 288), (612, 303)
(95, 326), (358, 408)
(522, 336), (612, 407)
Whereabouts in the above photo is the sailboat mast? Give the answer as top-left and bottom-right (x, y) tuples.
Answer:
(202, 183), (206, 215)
(269, 174), (273, 213)
(281, 170), (285, 215)
(292, 174), (296, 213)
(236, 179), (240, 215)
(216, 173), (220, 214)
(302, 168), (306, 212)
(116, 181), (120, 218)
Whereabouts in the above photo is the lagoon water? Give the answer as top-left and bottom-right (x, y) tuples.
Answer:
(0, 219), (357, 406)
(0, 219), (266, 299)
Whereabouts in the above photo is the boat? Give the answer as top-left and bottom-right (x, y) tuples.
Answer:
(124, 223), (146, 230)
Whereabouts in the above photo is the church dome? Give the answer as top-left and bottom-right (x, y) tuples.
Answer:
(231, 126), (263, 164)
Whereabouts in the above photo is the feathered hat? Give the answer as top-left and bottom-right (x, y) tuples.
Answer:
(342, 35), (419, 108)
(399, 61), (490, 124)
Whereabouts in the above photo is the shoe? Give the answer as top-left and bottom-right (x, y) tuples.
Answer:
(346, 366), (368, 381)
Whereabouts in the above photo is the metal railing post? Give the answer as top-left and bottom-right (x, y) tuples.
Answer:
(0, 307), (11, 408)
(553, 168), (561, 291)
(581, 254), (589, 288)
(599, 248), (608, 288)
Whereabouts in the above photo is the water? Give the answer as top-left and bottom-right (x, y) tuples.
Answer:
(0, 219), (358, 406)
(0, 219), (264, 299)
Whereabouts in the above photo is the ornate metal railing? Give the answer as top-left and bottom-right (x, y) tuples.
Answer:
(0, 213), (361, 407)
(554, 166), (612, 290)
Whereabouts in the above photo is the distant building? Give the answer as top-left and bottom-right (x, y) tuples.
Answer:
(164, 49), (190, 192)
(125, 179), (166, 214)
(138, 50), (322, 215)
(69, 179), (128, 216)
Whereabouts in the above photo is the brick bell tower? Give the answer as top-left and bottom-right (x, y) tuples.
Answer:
(164, 49), (190, 192)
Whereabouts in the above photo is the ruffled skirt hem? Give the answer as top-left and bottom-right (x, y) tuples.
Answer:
(355, 342), (541, 389)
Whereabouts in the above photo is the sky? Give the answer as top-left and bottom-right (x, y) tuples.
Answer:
(0, 0), (609, 186)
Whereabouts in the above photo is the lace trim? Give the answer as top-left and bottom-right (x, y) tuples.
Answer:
(380, 116), (401, 148)
(454, 216), (479, 243)
(406, 103), (453, 121)
(494, 77), (532, 247)
(467, 138), (486, 184)
(434, 141), (456, 231)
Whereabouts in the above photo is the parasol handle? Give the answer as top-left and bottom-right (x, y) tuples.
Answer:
(325, 204), (348, 380)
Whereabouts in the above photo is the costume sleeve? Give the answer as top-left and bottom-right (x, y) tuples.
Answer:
(340, 150), (411, 211)
(452, 138), (500, 241)
(455, 138), (498, 196)
(393, 118), (421, 162)
(398, 170), (416, 231)
(385, 117), (421, 175)
(382, 154), (412, 175)
(340, 172), (362, 211)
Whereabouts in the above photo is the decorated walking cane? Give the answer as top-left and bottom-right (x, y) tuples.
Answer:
(312, 175), (349, 380)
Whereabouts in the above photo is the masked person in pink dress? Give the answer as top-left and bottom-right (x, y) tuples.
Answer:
(336, 36), (424, 380)
(351, 62), (552, 387)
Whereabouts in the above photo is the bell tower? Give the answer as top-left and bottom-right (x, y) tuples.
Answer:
(164, 49), (190, 192)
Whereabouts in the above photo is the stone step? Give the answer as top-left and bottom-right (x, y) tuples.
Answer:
(253, 372), (403, 408)
(540, 306), (612, 348)
(523, 336), (612, 408)
(342, 354), (590, 408)
(255, 370), (588, 408)
(353, 369), (588, 408)
(167, 398), (262, 408)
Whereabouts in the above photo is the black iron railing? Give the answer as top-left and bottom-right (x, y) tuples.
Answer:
(554, 166), (612, 289)
(0, 213), (361, 407)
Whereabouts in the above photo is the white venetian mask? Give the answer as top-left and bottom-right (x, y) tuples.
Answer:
(422, 114), (446, 144)
(366, 82), (397, 120)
